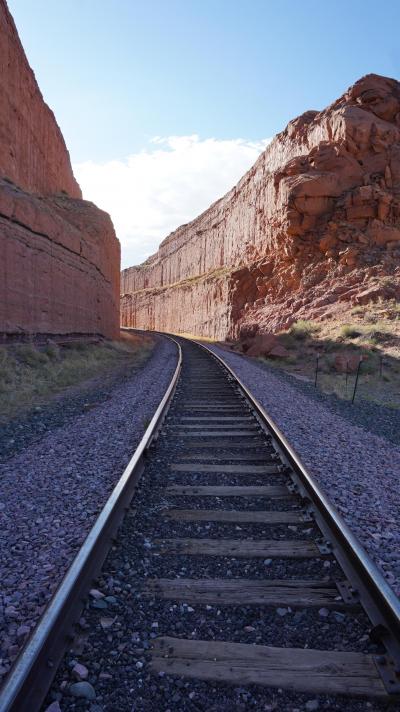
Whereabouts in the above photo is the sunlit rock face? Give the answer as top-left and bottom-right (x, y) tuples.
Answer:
(121, 74), (400, 339)
(0, 0), (120, 338)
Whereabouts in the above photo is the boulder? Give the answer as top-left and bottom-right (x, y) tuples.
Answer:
(242, 333), (289, 359)
(334, 353), (361, 373)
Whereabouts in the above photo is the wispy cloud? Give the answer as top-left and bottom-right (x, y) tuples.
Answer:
(73, 134), (270, 268)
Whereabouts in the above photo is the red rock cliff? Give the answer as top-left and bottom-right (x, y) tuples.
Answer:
(0, 0), (120, 338)
(121, 74), (400, 339)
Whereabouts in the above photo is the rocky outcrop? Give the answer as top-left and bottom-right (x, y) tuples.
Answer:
(121, 74), (400, 339)
(0, 0), (120, 339)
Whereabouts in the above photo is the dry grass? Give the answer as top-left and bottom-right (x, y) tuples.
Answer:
(175, 332), (217, 343)
(0, 332), (153, 421)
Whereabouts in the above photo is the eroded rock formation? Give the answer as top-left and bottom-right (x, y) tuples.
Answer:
(121, 74), (400, 339)
(0, 0), (120, 338)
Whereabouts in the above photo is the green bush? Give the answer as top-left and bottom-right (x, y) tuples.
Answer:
(340, 324), (361, 339)
(288, 320), (320, 340)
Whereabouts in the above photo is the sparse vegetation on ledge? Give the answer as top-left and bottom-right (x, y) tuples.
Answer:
(125, 265), (234, 298)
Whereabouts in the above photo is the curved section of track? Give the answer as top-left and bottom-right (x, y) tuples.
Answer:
(1, 334), (399, 711)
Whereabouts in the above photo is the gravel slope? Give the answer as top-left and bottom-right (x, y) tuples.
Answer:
(0, 336), (178, 685)
(209, 345), (400, 598)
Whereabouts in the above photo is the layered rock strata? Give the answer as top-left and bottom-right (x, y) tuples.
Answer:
(0, 0), (120, 338)
(121, 74), (400, 339)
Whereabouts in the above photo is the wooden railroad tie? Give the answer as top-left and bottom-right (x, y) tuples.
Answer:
(165, 485), (291, 497)
(155, 538), (320, 558)
(150, 637), (387, 697)
(162, 508), (305, 524)
(141, 577), (351, 608)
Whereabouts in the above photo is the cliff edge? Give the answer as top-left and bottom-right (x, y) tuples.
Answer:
(0, 0), (120, 339)
(121, 74), (400, 339)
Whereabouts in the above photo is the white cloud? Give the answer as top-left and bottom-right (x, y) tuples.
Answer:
(73, 134), (270, 269)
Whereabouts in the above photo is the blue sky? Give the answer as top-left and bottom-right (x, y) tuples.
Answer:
(8, 0), (400, 266)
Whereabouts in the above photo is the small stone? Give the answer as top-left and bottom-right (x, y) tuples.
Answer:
(104, 596), (117, 604)
(333, 611), (346, 623)
(293, 611), (305, 624)
(135, 661), (144, 669)
(44, 703), (62, 712)
(305, 701), (319, 711)
(16, 625), (30, 642)
(100, 617), (115, 629)
(70, 681), (96, 700)
(276, 607), (287, 617)
(263, 559), (272, 566)
(8, 645), (19, 658)
(92, 599), (108, 609)
(244, 625), (256, 632)
(72, 663), (89, 681)
(89, 589), (104, 600)
(318, 608), (329, 618)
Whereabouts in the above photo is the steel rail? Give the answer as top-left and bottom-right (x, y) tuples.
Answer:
(196, 340), (400, 666)
(0, 336), (182, 712)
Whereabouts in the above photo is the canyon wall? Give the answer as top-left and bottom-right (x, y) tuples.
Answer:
(0, 0), (120, 339)
(121, 74), (400, 339)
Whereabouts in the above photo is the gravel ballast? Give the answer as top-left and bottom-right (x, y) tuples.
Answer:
(0, 336), (178, 685)
(209, 345), (400, 597)
(44, 340), (388, 712)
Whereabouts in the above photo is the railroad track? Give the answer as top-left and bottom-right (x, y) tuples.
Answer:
(1, 335), (400, 711)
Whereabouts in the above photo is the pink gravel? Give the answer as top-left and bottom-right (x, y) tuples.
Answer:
(0, 336), (177, 684)
(210, 345), (400, 598)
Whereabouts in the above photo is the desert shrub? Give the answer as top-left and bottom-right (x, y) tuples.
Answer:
(0, 348), (15, 391)
(65, 340), (90, 352)
(14, 344), (49, 367)
(351, 305), (365, 315)
(43, 341), (61, 360)
(340, 324), (361, 339)
(319, 354), (337, 373)
(288, 320), (320, 340)
(360, 351), (379, 374)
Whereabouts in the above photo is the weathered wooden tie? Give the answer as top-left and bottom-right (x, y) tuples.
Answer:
(171, 463), (279, 473)
(165, 485), (291, 497)
(162, 509), (304, 524)
(142, 578), (349, 607)
(176, 431), (262, 437)
(155, 538), (319, 558)
(150, 637), (387, 697)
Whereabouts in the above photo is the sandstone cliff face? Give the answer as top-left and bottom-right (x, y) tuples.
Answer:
(0, 0), (120, 339)
(121, 74), (400, 339)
